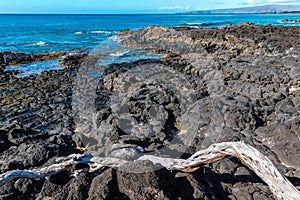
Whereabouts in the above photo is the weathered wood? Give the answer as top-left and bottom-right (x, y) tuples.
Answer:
(0, 141), (299, 200)
(139, 142), (300, 200)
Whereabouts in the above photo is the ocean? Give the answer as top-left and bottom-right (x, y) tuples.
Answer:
(1, 13), (300, 75)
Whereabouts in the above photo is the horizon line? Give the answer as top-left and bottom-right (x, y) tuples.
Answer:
(0, 12), (175, 15)
(1, 4), (300, 15)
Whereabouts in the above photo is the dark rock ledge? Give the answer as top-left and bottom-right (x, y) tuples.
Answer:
(0, 51), (66, 72)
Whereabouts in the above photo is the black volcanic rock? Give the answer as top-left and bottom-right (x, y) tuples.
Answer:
(0, 24), (300, 199)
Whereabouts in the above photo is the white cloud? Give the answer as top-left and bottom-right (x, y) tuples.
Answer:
(246, 0), (296, 4)
(246, 0), (260, 4)
(239, 0), (300, 7)
(268, 0), (288, 2)
(158, 5), (191, 10)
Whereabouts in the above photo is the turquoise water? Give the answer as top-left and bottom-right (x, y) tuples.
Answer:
(1, 14), (300, 53)
(2, 13), (300, 75)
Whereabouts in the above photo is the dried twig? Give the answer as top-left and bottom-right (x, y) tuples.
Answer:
(0, 142), (299, 200)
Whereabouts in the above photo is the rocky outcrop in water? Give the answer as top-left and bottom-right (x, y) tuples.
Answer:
(0, 23), (299, 199)
(283, 19), (300, 23)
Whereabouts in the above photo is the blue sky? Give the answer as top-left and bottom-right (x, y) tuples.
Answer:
(0, 0), (300, 14)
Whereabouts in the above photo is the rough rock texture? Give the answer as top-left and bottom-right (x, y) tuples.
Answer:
(0, 23), (300, 199)
(121, 24), (300, 170)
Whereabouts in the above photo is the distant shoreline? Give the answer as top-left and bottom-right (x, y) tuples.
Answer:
(261, 11), (300, 14)
(179, 11), (300, 15)
(181, 4), (300, 15)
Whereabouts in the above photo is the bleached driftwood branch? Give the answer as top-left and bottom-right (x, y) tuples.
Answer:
(0, 141), (299, 200)
(139, 142), (300, 200)
(0, 154), (126, 186)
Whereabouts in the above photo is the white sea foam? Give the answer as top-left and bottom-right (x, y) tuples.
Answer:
(32, 41), (46, 46)
(109, 50), (130, 57)
(90, 30), (111, 34)
(189, 26), (199, 29)
(108, 35), (122, 41)
(186, 22), (203, 25)
(74, 30), (111, 35)
(175, 25), (199, 29)
(68, 52), (79, 56)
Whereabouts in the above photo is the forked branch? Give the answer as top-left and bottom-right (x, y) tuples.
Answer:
(0, 141), (299, 200)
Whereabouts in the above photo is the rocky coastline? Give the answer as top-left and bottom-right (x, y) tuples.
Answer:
(0, 23), (299, 199)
